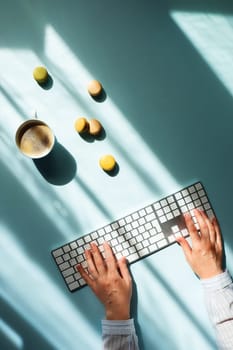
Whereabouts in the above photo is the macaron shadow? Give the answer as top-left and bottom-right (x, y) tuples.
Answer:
(33, 139), (77, 185)
(90, 88), (107, 102)
(103, 162), (120, 177)
(36, 74), (54, 90)
(79, 127), (106, 143)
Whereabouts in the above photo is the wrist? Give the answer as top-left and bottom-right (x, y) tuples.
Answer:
(106, 307), (130, 320)
(199, 268), (224, 280)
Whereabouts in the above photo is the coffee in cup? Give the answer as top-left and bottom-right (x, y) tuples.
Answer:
(15, 119), (55, 159)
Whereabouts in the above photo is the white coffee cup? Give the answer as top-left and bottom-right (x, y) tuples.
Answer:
(15, 119), (55, 159)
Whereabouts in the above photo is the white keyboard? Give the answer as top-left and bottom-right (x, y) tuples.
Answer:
(51, 182), (215, 292)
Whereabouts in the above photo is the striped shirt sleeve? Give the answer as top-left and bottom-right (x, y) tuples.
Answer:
(201, 270), (233, 350)
(102, 319), (139, 350)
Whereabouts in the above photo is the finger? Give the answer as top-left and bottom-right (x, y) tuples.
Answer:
(76, 264), (94, 288)
(103, 242), (117, 271)
(118, 257), (132, 283)
(184, 212), (200, 244)
(202, 211), (216, 244)
(84, 248), (98, 277)
(212, 217), (223, 251)
(194, 209), (209, 239)
(176, 236), (192, 261)
(90, 242), (106, 274)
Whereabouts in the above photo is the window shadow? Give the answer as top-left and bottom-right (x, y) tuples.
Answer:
(143, 259), (216, 348)
(0, 298), (54, 350)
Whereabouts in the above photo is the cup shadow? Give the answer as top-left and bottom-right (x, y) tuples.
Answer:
(33, 139), (77, 185)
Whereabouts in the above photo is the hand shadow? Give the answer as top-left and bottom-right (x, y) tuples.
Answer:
(33, 139), (77, 185)
(130, 273), (145, 350)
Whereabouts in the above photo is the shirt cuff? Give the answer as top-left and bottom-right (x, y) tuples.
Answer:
(200, 270), (233, 292)
(102, 319), (136, 335)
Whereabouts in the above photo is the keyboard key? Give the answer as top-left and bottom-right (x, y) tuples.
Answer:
(153, 203), (161, 210)
(138, 247), (149, 257)
(104, 226), (111, 234)
(66, 276), (74, 284)
(111, 238), (118, 246)
(124, 232), (132, 240)
(181, 229), (189, 237)
(111, 230), (118, 238)
(77, 238), (84, 246)
(145, 206), (153, 214)
(91, 231), (98, 239)
(148, 243), (158, 252)
(77, 255), (84, 263)
(136, 242), (143, 250)
(84, 235), (91, 243)
(138, 217), (146, 225)
(129, 237), (136, 246)
(136, 235), (143, 242)
(149, 228), (157, 236)
(168, 235), (175, 243)
(53, 248), (63, 258)
(125, 216), (133, 223)
(139, 209), (146, 216)
(138, 226), (145, 234)
(56, 256), (63, 264)
(70, 242), (78, 249)
(118, 227), (126, 234)
(125, 223), (132, 231)
(132, 221), (139, 229)
(63, 245), (71, 253)
(118, 218), (126, 226)
(152, 220), (162, 232)
(145, 222), (152, 230)
(62, 267), (75, 278)
(112, 222), (119, 230)
(63, 253), (70, 261)
(122, 249), (130, 257)
(166, 213), (173, 220)
(122, 241), (130, 249)
(118, 236), (124, 243)
(69, 281), (80, 291)
(157, 239), (168, 248)
(167, 196), (174, 203)
(160, 199), (168, 207)
(59, 262), (70, 271)
(160, 216), (167, 223)
(127, 252), (139, 262)
(129, 246), (136, 254)
(142, 240), (149, 248)
(143, 231), (150, 239)
(132, 212), (139, 220)
(145, 213), (156, 222)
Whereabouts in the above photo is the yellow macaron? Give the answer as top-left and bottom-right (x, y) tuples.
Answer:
(87, 80), (102, 97)
(74, 117), (89, 133)
(99, 154), (116, 171)
(33, 66), (48, 84)
(89, 119), (102, 136)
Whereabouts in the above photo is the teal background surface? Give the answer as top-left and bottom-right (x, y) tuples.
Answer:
(1, 1), (233, 349)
